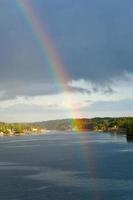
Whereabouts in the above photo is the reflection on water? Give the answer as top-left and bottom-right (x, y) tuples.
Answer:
(0, 132), (133, 200)
(127, 137), (133, 143)
(119, 149), (133, 152)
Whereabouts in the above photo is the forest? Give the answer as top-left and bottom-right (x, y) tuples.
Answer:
(0, 117), (133, 137)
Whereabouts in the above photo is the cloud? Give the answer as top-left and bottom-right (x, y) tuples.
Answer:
(0, 81), (92, 101)
(68, 79), (114, 95)
(36, 0), (133, 82)
(0, 103), (72, 122)
(0, 0), (133, 121)
(89, 99), (133, 112)
(0, 0), (133, 100)
(0, 82), (61, 100)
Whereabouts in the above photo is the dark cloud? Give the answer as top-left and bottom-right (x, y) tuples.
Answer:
(67, 86), (91, 94)
(0, 82), (91, 100)
(0, 82), (61, 100)
(0, 0), (133, 98)
(37, 0), (133, 82)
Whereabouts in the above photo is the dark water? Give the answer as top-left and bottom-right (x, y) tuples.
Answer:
(0, 132), (133, 200)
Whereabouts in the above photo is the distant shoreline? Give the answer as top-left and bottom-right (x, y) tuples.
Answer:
(0, 117), (133, 138)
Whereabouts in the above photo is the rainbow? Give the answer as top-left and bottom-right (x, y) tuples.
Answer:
(16, 0), (69, 88)
(14, 2), (101, 194)
(15, 0), (82, 129)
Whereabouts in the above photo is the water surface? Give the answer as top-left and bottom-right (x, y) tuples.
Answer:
(0, 132), (133, 200)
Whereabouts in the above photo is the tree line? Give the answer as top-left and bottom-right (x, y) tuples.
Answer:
(0, 122), (42, 136)
(0, 117), (133, 136)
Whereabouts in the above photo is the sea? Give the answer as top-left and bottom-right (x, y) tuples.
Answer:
(0, 131), (133, 200)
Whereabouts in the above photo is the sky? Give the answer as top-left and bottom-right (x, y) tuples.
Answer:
(0, 0), (133, 122)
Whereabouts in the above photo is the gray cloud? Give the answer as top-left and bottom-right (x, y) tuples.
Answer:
(89, 99), (133, 112)
(0, 82), (61, 100)
(67, 86), (91, 94)
(0, 0), (133, 98)
(0, 81), (92, 101)
(37, 0), (133, 82)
